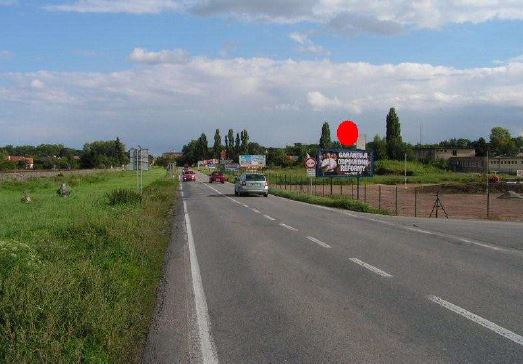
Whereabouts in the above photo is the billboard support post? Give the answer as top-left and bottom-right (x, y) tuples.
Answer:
(330, 177), (333, 196)
(356, 177), (360, 200)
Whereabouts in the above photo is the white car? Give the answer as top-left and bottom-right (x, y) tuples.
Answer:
(234, 173), (269, 197)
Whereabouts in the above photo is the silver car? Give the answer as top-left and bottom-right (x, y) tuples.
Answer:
(234, 173), (269, 197)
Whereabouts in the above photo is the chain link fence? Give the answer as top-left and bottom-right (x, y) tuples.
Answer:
(266, 173), (523, 221)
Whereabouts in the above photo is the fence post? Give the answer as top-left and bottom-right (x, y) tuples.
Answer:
(340, 180), (343, 196)
(356, 177), (360, 200)
(284, 175), (287, 190)
(487, 185), (490, 219)
(351, 180), (354, 199)
(330, 177), (333, 196)
(322, 179), (325, 196)
(414, 187), (418, 217)
(395, 185), (399, 216)
(378, 185), (381, 210)
(364, 182), (367, 203)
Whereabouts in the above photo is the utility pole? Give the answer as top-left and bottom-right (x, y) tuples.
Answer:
(486, 149), (490, 219)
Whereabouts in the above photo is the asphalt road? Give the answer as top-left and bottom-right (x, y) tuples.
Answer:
(145, 172), (523, 363)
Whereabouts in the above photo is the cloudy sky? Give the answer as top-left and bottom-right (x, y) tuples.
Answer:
(1, 1), (523, 153)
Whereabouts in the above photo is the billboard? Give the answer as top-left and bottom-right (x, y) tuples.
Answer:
(316, 149), (373, 177)
(239, 155), (266, 169)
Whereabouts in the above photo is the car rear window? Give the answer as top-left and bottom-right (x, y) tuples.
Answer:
(185, 171), (194, 174)
(245, 174), (266, 181)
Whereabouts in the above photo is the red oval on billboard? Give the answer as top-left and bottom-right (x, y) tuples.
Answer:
(337, 120), (359, 147)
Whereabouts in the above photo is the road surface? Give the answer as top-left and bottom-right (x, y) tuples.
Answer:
(145, 172), (523, 363)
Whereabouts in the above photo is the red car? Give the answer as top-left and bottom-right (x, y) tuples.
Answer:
(209, 171), (225, 183)
(182, 170), (196, 182)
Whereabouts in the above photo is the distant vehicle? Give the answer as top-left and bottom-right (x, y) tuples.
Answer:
(182, 170), (196, 182)
(209, 171), (225, 184)
(234, 173), (268, 197)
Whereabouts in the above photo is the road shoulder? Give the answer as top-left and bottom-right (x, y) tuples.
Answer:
(143, 190), (195, 363)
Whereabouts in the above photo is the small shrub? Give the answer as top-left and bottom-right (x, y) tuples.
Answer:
(106, 189), (142, 205)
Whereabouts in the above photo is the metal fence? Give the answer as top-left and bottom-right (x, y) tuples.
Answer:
(266, 174), (523, 221)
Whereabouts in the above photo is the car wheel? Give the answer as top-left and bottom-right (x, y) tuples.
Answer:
(264, 193), (268, 197)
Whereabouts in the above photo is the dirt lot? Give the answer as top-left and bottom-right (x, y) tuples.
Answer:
(274, 183), (523, 222)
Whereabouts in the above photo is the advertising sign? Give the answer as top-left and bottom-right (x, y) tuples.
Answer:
(225, 163), (240, 171)
(517, 170), (523, 177)
(239, 155), (266, 169)
(316, 149), (373, 177)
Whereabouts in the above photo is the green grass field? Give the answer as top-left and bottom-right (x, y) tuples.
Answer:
(269, 188), (388, 215)
(263, 160), (482, 185)
(200, 160), (484, 185)
(0, 168), (177, 362)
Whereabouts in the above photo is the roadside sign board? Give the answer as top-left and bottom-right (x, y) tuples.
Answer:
(128, 148), (149, 171)
(239, 155), (266, 169)
(225, 163), (240, 171)
(305, 157), (316, 169)
(307, 168), (316, 177)
(316, 149), (373, 177)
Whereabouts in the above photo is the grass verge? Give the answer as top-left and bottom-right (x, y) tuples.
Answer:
(0, 169), (177, 362)
(269, 188), (388, 215)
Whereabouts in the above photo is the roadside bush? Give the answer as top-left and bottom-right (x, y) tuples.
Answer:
(106, 188), (142, 205)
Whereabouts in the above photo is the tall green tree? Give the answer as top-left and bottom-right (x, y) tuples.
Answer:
(212, 129), (222, 159)
(227, 129), (234, 158)
(235, 133), (241, 156)
(196, 133), (209, 161)
(240, 129), (249, 154)
(371, 135), (387, 160)
(490, 126), (517, 156)
(472, 137), (488, 157)
(319, 122), (331, 149)
(114, 137), (128, 166)
(385, 107), (403, 160)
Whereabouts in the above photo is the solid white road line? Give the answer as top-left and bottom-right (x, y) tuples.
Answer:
(251, 208), (261, 214)
(428, 295), (523, 347)
(349, 258), (393, 278)
(242, 204), (249, 208)
(263, 215), (276, 221)
(279, 223), (298, 231)
(183, 199), (219, 363)
(306, 236), (332, 249)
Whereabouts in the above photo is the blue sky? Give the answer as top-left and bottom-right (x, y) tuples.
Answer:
(1, 1), (523, 153)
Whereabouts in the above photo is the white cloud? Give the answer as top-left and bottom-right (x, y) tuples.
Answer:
(307, 91), (341, 110)
(128, 48), (191, 64)
(46, 1), (523, 32)
(30, 79), (45, 89)
(1, 54), (523, 150)
(0, 50), (14, 59)
(493, 54), (523, 65)
(289, 32), (330, 55)
(46, 0), (186, 13)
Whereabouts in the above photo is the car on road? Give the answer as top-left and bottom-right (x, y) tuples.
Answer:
(182, 170), (196, 182)
(234, 173), (269, 197)
(209, 171), (225, 184)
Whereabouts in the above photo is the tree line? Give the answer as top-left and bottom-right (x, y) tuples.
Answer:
(180, 108), (522, 168)
(0, 138), (129, 171)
